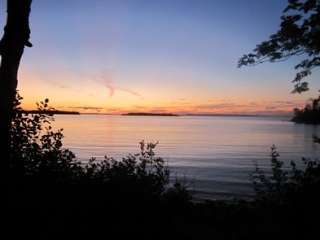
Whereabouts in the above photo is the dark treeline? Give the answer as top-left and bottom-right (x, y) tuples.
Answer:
(21, 109), (80, 115)
(292, 95), (320, 124)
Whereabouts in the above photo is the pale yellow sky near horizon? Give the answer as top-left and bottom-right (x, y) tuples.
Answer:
(8, 0), (319, 115)
(18, 65), (312, 115)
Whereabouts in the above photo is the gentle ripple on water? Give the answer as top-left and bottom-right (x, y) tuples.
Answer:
(53, 115), (320, 199)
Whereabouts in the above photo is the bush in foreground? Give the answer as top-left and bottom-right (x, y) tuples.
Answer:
(7, 94), (194, 238)
(252, 145), (320, 204)
(9, 94), (183, 198)
(8, 93), (320, 239)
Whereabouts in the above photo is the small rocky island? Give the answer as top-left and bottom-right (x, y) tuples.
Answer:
(123, 112), (179, 116)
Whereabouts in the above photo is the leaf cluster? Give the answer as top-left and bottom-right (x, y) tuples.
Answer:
(239, 0), (320, 93)
(251, 144), (320, 203)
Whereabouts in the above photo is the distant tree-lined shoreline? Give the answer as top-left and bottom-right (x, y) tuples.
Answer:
(292, 95), (320, 124)
(21, 109), (80, 115)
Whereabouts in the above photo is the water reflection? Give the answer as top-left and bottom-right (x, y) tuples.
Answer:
(54, 115), (320, 198)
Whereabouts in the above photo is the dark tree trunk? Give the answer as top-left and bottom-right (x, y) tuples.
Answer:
(0, 0), (32, 183)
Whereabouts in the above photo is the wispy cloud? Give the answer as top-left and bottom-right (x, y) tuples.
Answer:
(49, 68), (144, 100)
(117, 87), (144, 99)
(105, 81), (115, 97)
(99, 70), (144, 99)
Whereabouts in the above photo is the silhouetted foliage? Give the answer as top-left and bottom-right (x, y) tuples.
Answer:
(9, 93), (81, 182)
(291, 94), (320, 123)
(9, 93), (190, 200)
(0, 0), (33, 174)
(8, 94), (320, 239)
(239, 0), (320, 93)
(252, 145), (320, 203)
(8, 93), (196, 238)
(81, 141), (170, 198)
(245, 145), (320, 239)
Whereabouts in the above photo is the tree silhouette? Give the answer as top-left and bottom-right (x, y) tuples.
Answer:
(292, 94), (320, 123)
(0, 0), (32, 179)
(238, 0), (320, 93)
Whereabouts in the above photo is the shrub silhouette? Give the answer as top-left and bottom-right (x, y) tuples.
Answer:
(9, 93), (81, 183)
(8, 93), (190, 203)
(9, 93), (320, 239)
(81, 140), (170, 198)
(247, 145), (320, 239)
(251, 145), (320, 203)
(8, 93), (195, 239)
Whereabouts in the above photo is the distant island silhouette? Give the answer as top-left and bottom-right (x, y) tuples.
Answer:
(185, 113), (260, 117)
(112, 112), (282, 117)
(21, 110), (80, 115)
(123, 112), (179, 116)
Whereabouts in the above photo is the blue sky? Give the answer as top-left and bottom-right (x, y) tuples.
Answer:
(1, 0), (319, 113)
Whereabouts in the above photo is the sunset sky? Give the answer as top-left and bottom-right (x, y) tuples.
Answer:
(1, 0), (320, 114)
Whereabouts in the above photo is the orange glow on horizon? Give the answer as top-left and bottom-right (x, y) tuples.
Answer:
(18, 67), (309, 115)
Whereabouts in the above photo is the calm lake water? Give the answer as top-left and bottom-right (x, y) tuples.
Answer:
(54, 115), (320, 199)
